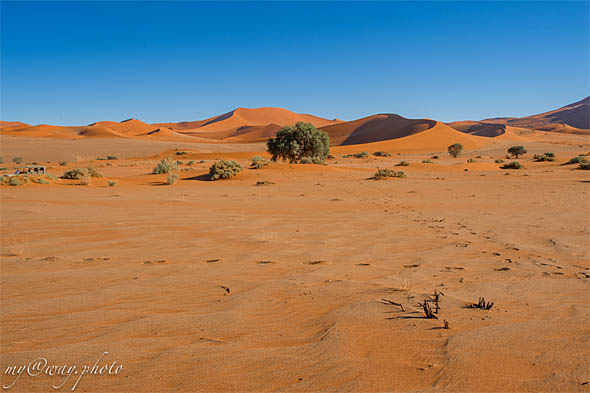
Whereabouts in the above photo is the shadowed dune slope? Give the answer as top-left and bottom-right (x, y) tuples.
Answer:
(320, 114), (436, 146)
(447, 121), (507, 137)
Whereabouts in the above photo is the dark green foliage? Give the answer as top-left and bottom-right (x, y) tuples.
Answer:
(422, 159), (434, 163)
(267, 122), (330, 164)
(508, 146), (527, 158)
(175, 151), (187, 156)
(373, 168), (406, 180)
(578, 162), (590, 170)
(501, 161), (522, 169)
(533, 154), (555, 162)
(563, 156), (588, 165)
(373, 151), (391, 157)
(107, 155), (118, 160)
(448, 144), (463, 158)
(152, 157), (178, 174)
(544, 152), (555, 157)
(343, 151), (369, 159)
(299, 156), (325, 164)
(209, 160), (242, 180)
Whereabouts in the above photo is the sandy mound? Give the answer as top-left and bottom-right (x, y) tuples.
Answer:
(533, 123), (590, 135)
(88, 118), (155, 136)
(332, 121), (487, 154)
(0, 121), (28, 129)
(447, 121), (507, 137)
(483, 96), (589, 130)
(320, 114), (436, 146)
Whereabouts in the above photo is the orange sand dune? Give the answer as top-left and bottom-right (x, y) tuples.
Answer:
(320, 114), (435, 146)
(0, 121), (28, 129)
(154, 107), (340, 139)
(332, 121), (487, 154)
(482, 96), (589, 130)
(447, 121), (506, 137)
(88, 118), (155, 136)
(533, 123), (590, 135)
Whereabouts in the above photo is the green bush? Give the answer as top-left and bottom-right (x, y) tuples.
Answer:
(395, 161), (409, 167)
(107, 155), (118, 160)
(494, 159), (505, 163)
(579, 162), (590, 170)
(62, 167), (103, 179)
(544, 152), (555, 157)
(533, 154), (555, 162)
(209, 160), (242, 180)
(175, 151), (187, 156)
(267, 122), (330, 164)
(448, 143), (463, 158)
(563, 156), (588, 165)
(431, 155), (439, 159)
(187, 160), (195, 166)
(343, 152), (369, 159)
(152, 157), (178, 174)
(508, 146), (527, 158)
(251, 156), (268, 169)
(59, 161), (68, 166)
(501, 161), (522, 169)
(167, 173), (178, 185)
(300, 156), (325, 164)
(373, 151), (391, 157)
(422, 159), (434, 164)
(373, 168), (406, 180)
(108, 180), (117, 187)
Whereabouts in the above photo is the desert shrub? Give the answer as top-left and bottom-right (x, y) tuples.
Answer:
(175, 151), (187, 156)
(578, 162), (590, 170)
(501, 161), (522, 169)
(475, 155), (483, 159)
(62, 167), (103, 179)
(563, 156), (588, 165)
(494, 159), (505, 163)
(251, 156), (268, 169)
(373, 151), (391, 157)
(12, 157), (23, 164)
(343, 151), (369, 159)
(0, 157), (3, 164)
(152, 157), (178, 174)
(396, 161), (409, 167)
(209, 160), (242, 180)
(31, 177), (49, 184)
(267, 122), (330, 164)
(422, 159), (434, 164)
(431, 155), (439, 159)
(166, 173), (178, 185)
(327, 154), (335, 159)
(448, 143), (463, 158)
(544, 152), (555, 157)
(59, 161), (67, 166)
(467, 158), (476, 163)
(300, 156), (325, 164)
(508, 146), (527, 158)
(256, 180), (275, 186)
(373, 168), (406, 180)
(107, 155), (118, 160)
(187, 160), (195, 166)
(533, 154), (555, 162)
(79, 174), (90, 185)
(9, 177), (22, 186)
(108, 180), (117, 187)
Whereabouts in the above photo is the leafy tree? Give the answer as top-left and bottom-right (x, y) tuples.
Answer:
(508, 146), (527, 158)
(448, 143), (463, 158)
(267, 122), (330, 164)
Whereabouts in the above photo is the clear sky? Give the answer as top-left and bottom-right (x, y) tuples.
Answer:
(1, 1), (588, 125)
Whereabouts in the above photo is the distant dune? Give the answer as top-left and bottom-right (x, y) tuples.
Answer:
(0, 121), (29, 129)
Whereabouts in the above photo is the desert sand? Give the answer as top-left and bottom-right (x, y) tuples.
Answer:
(1, 102), (589, 392)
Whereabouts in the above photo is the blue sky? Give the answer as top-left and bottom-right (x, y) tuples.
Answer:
(1, 1), (588, 125)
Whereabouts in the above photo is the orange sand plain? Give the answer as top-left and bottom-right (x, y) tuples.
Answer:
(1, 111), (590, 392)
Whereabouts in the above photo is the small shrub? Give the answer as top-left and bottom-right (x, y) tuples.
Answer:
(327, 154), (335, 159)
(373, 168), (406, 180)
(422, 159), (434, 164)
(256, 180), (275, 186)
(431, 155), (439, 159)
(578, 162), (590, 170)
(175, 151), (187, 156)
(79, 175), (91, 185)
(0, 167), (7, 171)
(166, 173), (178, 185)
(9, 177), (22, 186)
(108, 180), (117, 187)
(0, 157), (3, 164)
(343, 152), (369, 159)
(508, 146), (527, 158)
(62, 167), (103, 179)
(59, 161), (67, 166)
(251, 156), (268, 169)
(396, 161), (409, 167)
(544, 152), (555, 158)
(563, 156), (588, 165)
(533, 154), (555, 162)
(187, 160), (195, 166)
(152, 157), (178, 174)
(373, 151), (391, 157)
(209, 160), (242, 180)
(31, 177), (49, 184)
(475, 155), (482, 159)
(494, 159), (505, 163)
(198, 160), (205, 163)
(467, 158), (476, 163)
(448, 143), (463, 158)
(501, 161), (522, 169)
(107, 155), (118, 160)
